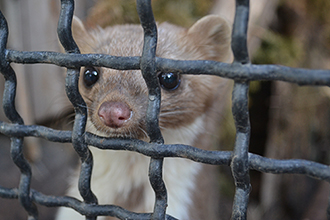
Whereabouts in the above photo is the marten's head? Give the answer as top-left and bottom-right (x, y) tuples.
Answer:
(72, 15), (232, 141)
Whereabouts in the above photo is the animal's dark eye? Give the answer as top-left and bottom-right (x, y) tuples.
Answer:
(83, 67), (99, 87)
(158, 72), (181, 90)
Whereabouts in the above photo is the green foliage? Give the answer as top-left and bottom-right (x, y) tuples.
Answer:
(253, 30), (304, 67)
(305, 0), (330, 23)
(87, 0), (213, 28)
(152, 0), (213, 27)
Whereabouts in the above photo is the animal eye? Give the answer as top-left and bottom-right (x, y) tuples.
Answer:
(158, 72), (181, 90)
(83, 67), (99, 87)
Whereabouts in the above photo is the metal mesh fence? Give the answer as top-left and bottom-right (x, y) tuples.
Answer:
(0, 0), (330, 219)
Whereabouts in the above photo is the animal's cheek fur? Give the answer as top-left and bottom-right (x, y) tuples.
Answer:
(158, 75), (224, 129)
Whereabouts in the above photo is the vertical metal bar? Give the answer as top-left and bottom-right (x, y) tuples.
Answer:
(57, 0), (80, 54)
(0, 10), (38, 220)
(231, 0), (250, 64)
(136, 1), (167, 219)
(136, 0), (162, 144)
(231, 82), (251, 220)
(57, 1), (98, 219)
(230, 0), (251, 219)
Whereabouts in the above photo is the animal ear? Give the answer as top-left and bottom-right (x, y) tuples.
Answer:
(71, 16), (95, 53)
(187, 15), (232, 62)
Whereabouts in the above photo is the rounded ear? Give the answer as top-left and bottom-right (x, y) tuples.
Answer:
(71, 16), (95, 53)
(187, 15), (232, 62)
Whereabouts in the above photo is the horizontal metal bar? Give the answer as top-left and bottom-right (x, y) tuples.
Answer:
(6, 50), (141, 69)
(85, 132), (232, 165)
(0, 121), (72, 142)
(0, 186), (178, 220)
(1, 123), (329, 182)
(6, 50), (330, 86)
(249, 153), (330, 181)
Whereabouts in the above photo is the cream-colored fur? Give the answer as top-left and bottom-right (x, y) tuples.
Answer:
(57, 115), (204, 220)
(56, 15), (232, 220)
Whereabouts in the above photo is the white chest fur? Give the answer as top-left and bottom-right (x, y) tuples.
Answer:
(56, 115), (205, 220)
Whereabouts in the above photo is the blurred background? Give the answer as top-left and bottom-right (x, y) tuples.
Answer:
(0, 0), (330, 219)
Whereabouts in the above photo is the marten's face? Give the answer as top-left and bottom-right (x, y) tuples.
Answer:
(72, 16), (232, 140)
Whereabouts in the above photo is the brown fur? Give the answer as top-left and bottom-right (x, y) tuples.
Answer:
(73, 16), (232, 139)
(58, 15), (232, 219)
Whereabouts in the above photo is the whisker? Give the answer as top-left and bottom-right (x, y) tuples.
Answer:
(160, 110), (196, 117)
(138, 126), (149, 140)
(160, 105), (204, 113)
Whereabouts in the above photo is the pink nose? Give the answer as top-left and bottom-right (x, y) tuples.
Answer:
(98, 101), (132, 128)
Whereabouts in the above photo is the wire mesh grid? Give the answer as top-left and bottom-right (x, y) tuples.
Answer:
(0, 0), (330, 219)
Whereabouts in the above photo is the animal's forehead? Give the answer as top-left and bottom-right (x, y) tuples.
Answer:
(91, 23), (184, 57)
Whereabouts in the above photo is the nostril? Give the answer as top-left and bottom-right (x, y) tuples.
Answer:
(98, 101), (132, 128)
